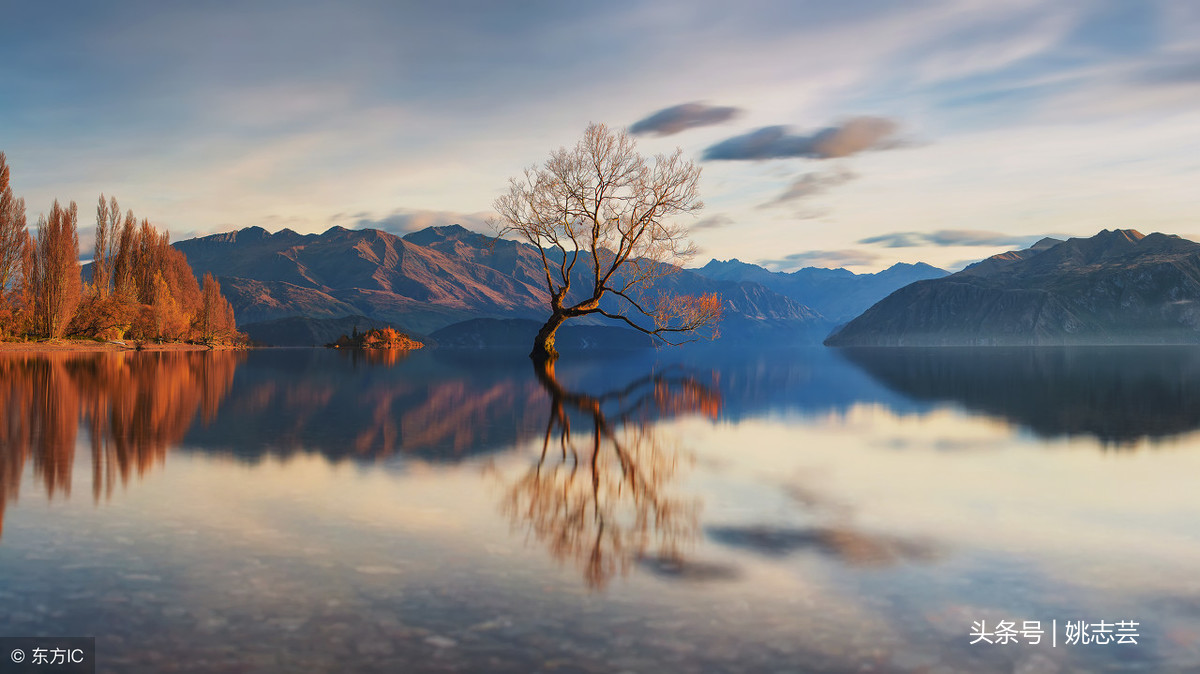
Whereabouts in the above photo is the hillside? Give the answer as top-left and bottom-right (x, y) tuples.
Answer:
(695, 258), (947, 322)
(175, 224), (830, 344)
(825, 229), (1200, 346)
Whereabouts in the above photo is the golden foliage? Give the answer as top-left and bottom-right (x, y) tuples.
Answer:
(32, 201), (83, 338)
(328, 326), (424, 351)
(0, 152), (243, 343)
(0, 152), (28, 337)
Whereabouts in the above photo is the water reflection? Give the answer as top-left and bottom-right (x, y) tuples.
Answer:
(181, 350), (548, 460)
(0, 351), (241, 539)
(2, 348), (1200, 671)
(839, 346), (1200, 444)
(707, 525), (938, 567)
(497, 359), (720, 590)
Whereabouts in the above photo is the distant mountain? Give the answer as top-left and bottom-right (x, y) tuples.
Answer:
(175, 224), (829, 343)
(695, 258), (947, 323)
(825, 229), (1200, 346)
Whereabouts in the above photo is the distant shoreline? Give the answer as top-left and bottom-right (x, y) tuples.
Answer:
(0, 340), (239, 352)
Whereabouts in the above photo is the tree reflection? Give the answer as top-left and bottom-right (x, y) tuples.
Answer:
(0, 351), (241, 539)
(498, 359), (720, 590)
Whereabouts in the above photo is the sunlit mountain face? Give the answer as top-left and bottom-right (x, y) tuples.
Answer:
(173, 225), (829, 343)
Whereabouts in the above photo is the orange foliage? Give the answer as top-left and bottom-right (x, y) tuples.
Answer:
(62, 196), (242, 344)
(328, 327), (424, 351)
(32, 201), (82, 338)
(0, 152), (27, 337)
(0, 155), (243, 344)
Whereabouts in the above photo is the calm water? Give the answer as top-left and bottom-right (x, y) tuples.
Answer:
(2, 346), (1200, 673)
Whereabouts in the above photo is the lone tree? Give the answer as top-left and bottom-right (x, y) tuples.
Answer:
(494, 123), (723, 362)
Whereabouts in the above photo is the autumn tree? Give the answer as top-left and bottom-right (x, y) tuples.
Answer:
(0, 152), (29, 336)
(70, 195), (133, 339)
(149, 271), (188, 340)
(196, 272), (237, 343)
(92, 194), (120, 298)
(111, 209), (138, 303)
(494, 123), (723, 362)
(32, 200), (82, 338)
(0, 170), (241, 343)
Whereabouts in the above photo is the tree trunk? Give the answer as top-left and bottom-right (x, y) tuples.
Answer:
(530, 312), (568, 362)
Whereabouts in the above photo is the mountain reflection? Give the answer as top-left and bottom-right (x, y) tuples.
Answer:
(0, 351), (242, 539)
(181, 350), (548, 460)
(497, 359), (720, 590)
(839, 346), (1200, 444)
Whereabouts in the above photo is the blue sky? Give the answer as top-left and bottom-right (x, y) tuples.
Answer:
(2, 0), (1198, 271)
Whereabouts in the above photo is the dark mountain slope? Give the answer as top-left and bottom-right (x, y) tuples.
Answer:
(825, 230), (1200, 346)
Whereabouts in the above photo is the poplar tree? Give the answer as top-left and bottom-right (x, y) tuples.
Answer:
(92, 194), (120, 298)
(0, 153), (27, 318)
(33, 200), (82, 338)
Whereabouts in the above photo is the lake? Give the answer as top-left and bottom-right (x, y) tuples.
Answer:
(2, 346), (1199, 673)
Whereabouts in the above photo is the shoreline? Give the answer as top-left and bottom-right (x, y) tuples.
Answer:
(0, 339), (240, 353)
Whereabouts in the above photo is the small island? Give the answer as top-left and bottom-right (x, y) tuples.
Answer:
(326, 326), (424, 351)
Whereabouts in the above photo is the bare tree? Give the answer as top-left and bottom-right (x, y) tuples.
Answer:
(493, 123), (723, 361)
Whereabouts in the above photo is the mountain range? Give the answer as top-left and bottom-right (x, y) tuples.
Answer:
(695, 258), (948, 323)
(826, 229), (1200, 346)
(174, 224), (835, 345)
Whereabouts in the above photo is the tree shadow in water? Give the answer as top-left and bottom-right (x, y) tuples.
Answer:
(497, 359), (721, 590)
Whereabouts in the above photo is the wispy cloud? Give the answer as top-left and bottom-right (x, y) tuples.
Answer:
(760, 167), (857, 208)
(343, 208), (494, 236)
(629, 102), (741, 136)
(692, 214), (733, 230)
(704, 117), (901, 161)
(760, 249), (880, 271)
(324, 207), (492, 236)
(858, 229), (1054, 248)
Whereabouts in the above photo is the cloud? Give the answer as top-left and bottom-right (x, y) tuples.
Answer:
(760, 167), (857, 208)
(858, 230), (1053, 248)
(1135, 57), (1200, 86)
(703, 117), (900, 161)
(692, 214), (733, 230)
(759, 249), (880, 271)
(340, 208), (494, 236)
(629, 102), (742, 136)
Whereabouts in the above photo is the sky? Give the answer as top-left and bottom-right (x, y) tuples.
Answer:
(2, 0), (1199, 272)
